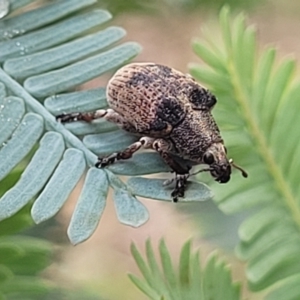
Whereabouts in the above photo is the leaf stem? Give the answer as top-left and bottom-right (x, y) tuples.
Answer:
(0, 68), (97, 166)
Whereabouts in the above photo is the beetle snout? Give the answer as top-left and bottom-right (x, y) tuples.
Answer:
(217, 173), (230, 183)
(211, 164), (231, 183)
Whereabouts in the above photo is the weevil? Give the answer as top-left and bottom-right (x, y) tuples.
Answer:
(57, 63), (247, 201)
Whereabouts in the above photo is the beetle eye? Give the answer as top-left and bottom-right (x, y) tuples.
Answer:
(203, 152), (215, 164)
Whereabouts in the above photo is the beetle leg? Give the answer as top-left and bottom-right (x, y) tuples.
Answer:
(171, 173), (189, 202)
(56, 109), (109, 123)
(56, 109), (123, 126)
(96, 136), (155, 168)
(56, 109), (139, 133)
(152, 139), (190, 202)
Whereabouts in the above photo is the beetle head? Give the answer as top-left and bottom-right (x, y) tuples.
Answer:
(202, 143), (231, 183)
(202, 143), (248, 183)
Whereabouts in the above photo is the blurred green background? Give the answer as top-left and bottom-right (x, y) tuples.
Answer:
(2, 0), (300, 299)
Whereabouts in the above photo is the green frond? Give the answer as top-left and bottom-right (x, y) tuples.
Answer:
(0, 233), (54, 299)
(0, 200), (62, 299)
(190, 6), (300, 296)
(129, 239), (242, 300)
(0, 169), (59, 299)
(0, 0), (212, 245)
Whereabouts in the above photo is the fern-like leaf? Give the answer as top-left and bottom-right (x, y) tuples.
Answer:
(0, 172), (99, 299)
(0, 180), (54, 300)
(129, 239), (242, 300)
(0, 0), (212, 245)
(190, 6), (300, 297)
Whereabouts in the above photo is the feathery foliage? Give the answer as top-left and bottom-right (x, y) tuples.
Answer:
(97, 0), (263, 16)
(129, 239), (242, 300)
(0, 170), (53, 299)
(0, 0), (212, 246)
(190, 6), (300, 298)
(0, 170), (104, 299)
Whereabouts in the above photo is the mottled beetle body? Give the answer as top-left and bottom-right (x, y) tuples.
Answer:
(57, 63), (247, 201)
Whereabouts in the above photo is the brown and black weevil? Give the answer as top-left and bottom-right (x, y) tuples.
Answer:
(57, 63), (248, 202)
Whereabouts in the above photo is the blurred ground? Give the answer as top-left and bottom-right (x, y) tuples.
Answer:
(49, 1), (300, 299)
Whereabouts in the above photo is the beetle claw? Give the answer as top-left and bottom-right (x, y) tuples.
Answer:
(171, 189), (184, 203)
(56, 113), (81, 123)
(170, 173), (189, 202)
(95, 159), (104, 168)
(95, 156), (117, 168)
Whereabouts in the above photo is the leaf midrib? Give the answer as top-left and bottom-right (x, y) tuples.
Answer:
(227, 60), (300, 228)
(0, 68), (97, 165)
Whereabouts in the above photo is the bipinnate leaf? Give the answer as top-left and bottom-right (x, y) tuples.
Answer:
(129, 239), (242, 300)
(190, 5), (300, 297)
(0, 233), (54, 299)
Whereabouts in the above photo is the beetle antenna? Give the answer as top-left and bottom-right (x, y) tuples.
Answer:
(229, 159), (248, 178)
(163, 168), (211, 186)
(190, 168), (211, 176)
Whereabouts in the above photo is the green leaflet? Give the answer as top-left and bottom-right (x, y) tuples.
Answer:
(31, 149), (86, 224)
(4, 26), (126, 79)
(9, 0), (36, 11)
(0, 9), (109, 61)
(0, 113), (44, 181)
(0, 0), (9, 19)
(265, 274), (300, 300)
(0, 0), (97, 41)
(0, 94), (25, 145)
(24, 42), (141, 98)
(83, 129), (138, 156)
(65, 119), (118, 136)
(68, 168), (108, 245)
(127, 177), (213, 202)
(113, 187), (149, 227)
(45, 87), (107, 115)
(108, 153), (170, 175)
